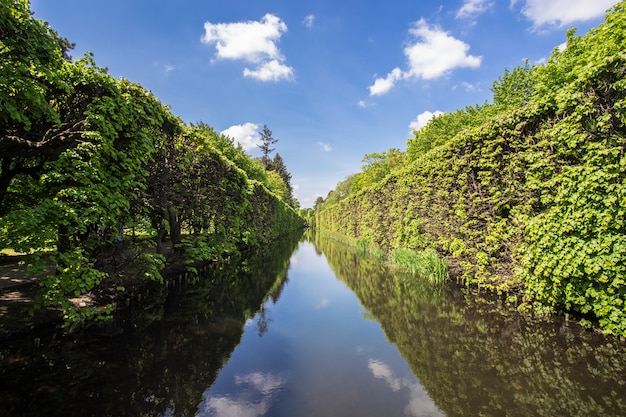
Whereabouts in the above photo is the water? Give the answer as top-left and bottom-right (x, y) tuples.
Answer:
(1, 234), (625, 417)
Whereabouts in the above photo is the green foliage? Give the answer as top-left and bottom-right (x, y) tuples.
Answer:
(491, 60), (536, 110)
(519, 1), (626, 335)
(317, 2), (626, 335)
(352, 148), (406, 193)
(0, 0), (68, 130)
(355, 236), (384, 261)
(390, 248), (448, 283)
(265, 170), (290, 201)
(0, 1), (303, 328)
(406, 103), (498, 161)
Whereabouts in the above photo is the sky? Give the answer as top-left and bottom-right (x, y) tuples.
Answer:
(29, 0), (620, 208)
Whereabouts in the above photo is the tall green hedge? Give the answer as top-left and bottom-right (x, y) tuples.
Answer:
(317, 2), (626, 336)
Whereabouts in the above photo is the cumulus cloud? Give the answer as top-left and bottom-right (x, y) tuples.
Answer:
(520, 0), (618, 29)
(243, 59), (294, 81)
(369, 67), (403, 96)
(369, 19), (481, 96)
(457, 0), (493, 19)
(317, 141), (332, 151)
(201, 13), (294, 81)
(304, 14), (315, 28)
(409, 110), (444, 131)
(221, 122), (260, 151)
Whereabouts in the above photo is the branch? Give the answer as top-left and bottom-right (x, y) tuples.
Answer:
(0, 118), (88, 155)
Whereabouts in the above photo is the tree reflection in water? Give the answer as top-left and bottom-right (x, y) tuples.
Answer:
(0, 233), (300, 417)
(313, 229), (626, 417)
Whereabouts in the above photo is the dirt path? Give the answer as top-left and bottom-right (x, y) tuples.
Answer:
(0, 257), (62, 338)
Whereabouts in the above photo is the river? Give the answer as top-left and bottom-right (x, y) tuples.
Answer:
(1, 232), (625, 416)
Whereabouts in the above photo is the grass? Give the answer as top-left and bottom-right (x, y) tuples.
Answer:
(390, 248), (448, 283)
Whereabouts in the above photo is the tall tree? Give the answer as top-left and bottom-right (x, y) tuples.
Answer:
(257, 124), (277, 167)
(269, 153), (294, 205)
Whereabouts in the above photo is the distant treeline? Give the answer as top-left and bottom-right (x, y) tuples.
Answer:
(315, 2), (626, 336)
(0, 0), (303, 324)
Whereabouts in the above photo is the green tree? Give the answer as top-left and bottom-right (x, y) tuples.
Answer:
(406, 104), (497, 161)
(195, 122), (268, 184)
(313, 196), (324, 211)
(352, 149), (406, 193)
(265, 170), (290, 201)
(257, 124), (277, 168)
(268, 153), (295, 205)
(490, 61), (536, 110)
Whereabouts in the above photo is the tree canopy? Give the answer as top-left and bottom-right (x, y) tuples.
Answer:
(0, 0), (303, 325)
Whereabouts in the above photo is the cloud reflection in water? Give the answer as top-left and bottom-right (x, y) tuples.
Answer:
(368, 359), (444, 417)
(200, 371), (287, 417)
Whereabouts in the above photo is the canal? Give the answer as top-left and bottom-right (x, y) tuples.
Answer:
(1, 232), (625, 416)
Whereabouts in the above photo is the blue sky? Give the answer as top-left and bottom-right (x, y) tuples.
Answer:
(30, 0), (619, 208)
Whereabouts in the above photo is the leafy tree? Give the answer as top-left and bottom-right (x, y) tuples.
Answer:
(268, 153), (294, 205)
(195, 122), (268, 184)
(490, 60), (536, 110)
(265, 170), (290, 201)
(519, 1), (626, 335)
(313, 196), (324, 211)
(0, 0), (304, 327)
(352, 148), (406, 193)
(0, 0), (67, 132)
(407, 104), (497, 161)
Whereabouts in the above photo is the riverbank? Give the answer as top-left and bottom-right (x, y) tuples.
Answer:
(0, 246), (193, 340)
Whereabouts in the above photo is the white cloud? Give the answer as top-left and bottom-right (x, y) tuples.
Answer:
(457, 0), (493, 19)
(317, 141), (332, 151)
(404, 19), (482, 79)
(243, 59), (294, 82)
(221, 122), (260, 151)
(460, 81), (477, 92)
(369, 67), (403, 96)
(369, 19), (481, 96)
(409, 110), (444, 132)
(520, 0), (618, 29)
(154, 62), (175, 74)
(304, 14), (315, 28)
(201, 13), (294, 81)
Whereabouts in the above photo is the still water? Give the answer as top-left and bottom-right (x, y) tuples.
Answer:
(1, 233), (625, 416)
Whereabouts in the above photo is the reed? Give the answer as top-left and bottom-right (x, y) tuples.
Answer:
(390, 248), (448, 283)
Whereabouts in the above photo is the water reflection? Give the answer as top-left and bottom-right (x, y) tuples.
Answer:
(368, 359), (443, 417)
(200, 371), (287, 417)
(0, 233), (300, 417)
(312, 229), (626, 417)
(199, 238), (444, 417)
(2, 231), (625, 417)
